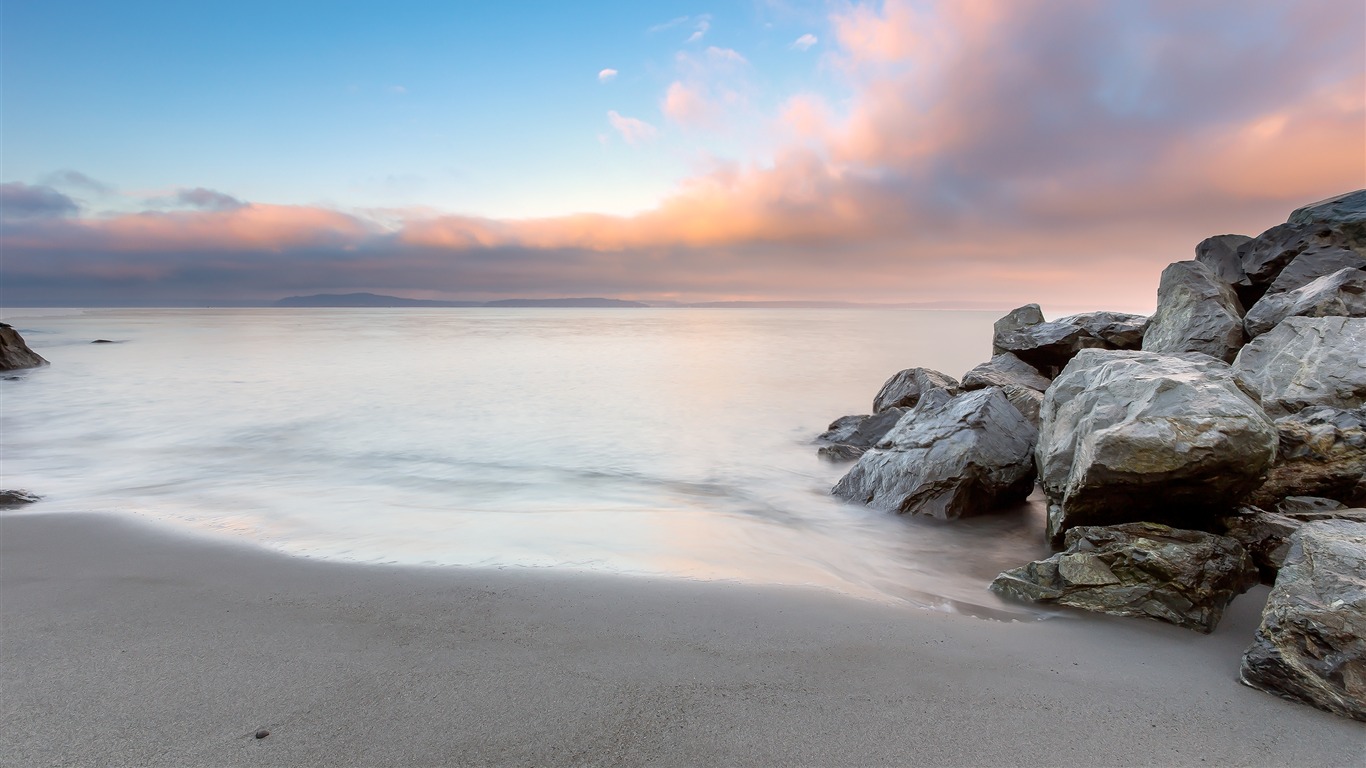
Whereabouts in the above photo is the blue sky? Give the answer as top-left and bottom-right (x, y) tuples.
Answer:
(2, 1), (1362, 308)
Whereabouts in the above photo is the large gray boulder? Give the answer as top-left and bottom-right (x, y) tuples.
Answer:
(961, 353), (1051, 425)
(1195, 234), (1252, 286)
(991, 304), (1045, 355)
(1218, 504), (1366, 581)
(1037, 350), (1277, 546)
(0, 323), (48, 371)
(990, 522), (1258, 633)
(993, 311), (1147, 374)
(816, 408), (908, 462)
(831, 388), (1037, 520)
(1286, 188), (1366, 248)
(1248, 406), (1366, 508)
(1233, 316), (1366, 418)
(1244, 267), (1366, 337)
(1263, 246), (1366, 296)
(1142, 260), (1246, 362)
(871, 367), (959, 414)
(1240, 519), (1366, 722)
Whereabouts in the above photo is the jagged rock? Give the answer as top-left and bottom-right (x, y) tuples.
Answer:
(1037, 350), (1277, 546)
(832, 388), (1037, 520)
(0, 490), (43, 508)
(993, 312), (1147, 374)
(1142, 260), (1246, 362)
(998, 385), (1044, 427)
(815, 408), (908, 462)
(1240, 519), (1366, 721)
(1233, 316), (1366, 418)
(0, 323), (48, 371)
(991, 304), (1045, 355)
(1195, 234), (1253, 286)
(1217, 502), (1366, 581)
(1287, 188), (1366, 248)
(871, 367), (959, 414)
(1244, 268), (1366, 337)
(961, 353), (1053, 391)
(1263, 246), (1366, 296)
(991, 522), (1258, 633)
(1248, 406), (1366, 508)
(1278, 496), (1347, 516)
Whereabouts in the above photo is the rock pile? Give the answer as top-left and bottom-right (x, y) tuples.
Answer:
(820, 188), (1366, 721)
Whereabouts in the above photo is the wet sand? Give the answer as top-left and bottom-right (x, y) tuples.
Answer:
(2, 512), (1361, 767)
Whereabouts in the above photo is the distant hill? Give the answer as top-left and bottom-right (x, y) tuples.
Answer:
(275, 293), (646, 308)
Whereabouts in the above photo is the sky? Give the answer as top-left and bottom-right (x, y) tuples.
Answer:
(2, 0), (1363, 310)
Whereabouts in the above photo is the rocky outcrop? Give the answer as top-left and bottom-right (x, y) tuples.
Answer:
(961, 353), (1051, 426)
(0, 323), (47, 371)
(816, 408), (908, 462)
(1233, 316), (1366, 418)
(871, 368), (959, 414)
(1218, 504), (1366, 581)
(991, 522), (1258, 633)
(832, 388), (1037, 520)
(1286, 189), (1366, 248)
(1195, 234), (1252, 286)
(991, 304), (1045, 355)
(1037, 350), (1277, 546)
(1263, 246), (1365, 296)
(1248, 406), (1366, 508)
(1244, 268), (1366, 337)
(993, 311), (1147, 374)
(1142, 260), (1246, 362)
(1240, 519), (1366, 721)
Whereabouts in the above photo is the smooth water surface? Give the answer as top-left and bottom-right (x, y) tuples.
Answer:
(1, 308), (1052, 616)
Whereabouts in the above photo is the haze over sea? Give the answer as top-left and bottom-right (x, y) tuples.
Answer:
(1, 307), (1053, 617)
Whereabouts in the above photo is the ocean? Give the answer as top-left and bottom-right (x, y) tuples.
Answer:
(1, 308), (1054, 617)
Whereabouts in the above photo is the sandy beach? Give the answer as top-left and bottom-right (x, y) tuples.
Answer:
(2, 512), (1361, 768)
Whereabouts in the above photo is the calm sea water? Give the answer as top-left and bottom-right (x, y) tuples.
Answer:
(1, 308), (1053, 617)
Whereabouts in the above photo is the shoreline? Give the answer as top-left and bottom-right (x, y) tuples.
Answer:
(3, 512), (1361, 767)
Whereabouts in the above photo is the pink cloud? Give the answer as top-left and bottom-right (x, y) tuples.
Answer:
(605, 110), (658, 145)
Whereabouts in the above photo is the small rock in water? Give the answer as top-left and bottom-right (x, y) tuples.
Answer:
(0, 490), (42, 507)
(255, 729), (269, 739)
(90, 339), (117, 344)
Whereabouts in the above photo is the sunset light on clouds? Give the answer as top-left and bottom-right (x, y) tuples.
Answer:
(2, 0), (1363, 309)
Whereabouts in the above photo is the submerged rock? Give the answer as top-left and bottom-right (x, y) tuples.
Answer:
(832, 388), (1036, 520)
(1037, 350), (1276, 546)
(0, 323), (48, 371)
(1240, 519), (1366, 721)
(991, 522), (1258, 633)
(0, 490), (43, 508)
(1248, 406), (1366, 509)
(1142, 260), (1246, 362)
(870, 367), (959, 414)
(1233, 316), (1366, 418)
(816, 408), (908, 462)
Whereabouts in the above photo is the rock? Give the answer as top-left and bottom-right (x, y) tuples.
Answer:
(990, 522), (1258, 633)
(0, 490), (42, 508)
(1218, 507), (1305, 581)
(1195, 234), (1253, 286)
(961, 352), (1053, 391)
(255, 729), (270, 739)
(1277, 495), (1346, 516)
(832, 388), (1037, 520)
(1037, 350), (1277, 546)
(816, 408), (908, 462)
(1248, 406), (1366, 508)
(871, 367), (959, 414)
(1239, 519), (1366, 721)
(0, 323), (48, 371)
(1233, 316), (1366, 418)
(1142, 260), (1246, 362)
(1286, 188), (1366, 248)
(1244, 268), (1366, 337)
(998, 385), (1044, 427)
(91, 339), (116, 344)
(993, 311), (1148, 375)
(991, 304), (1045, 355)
(1263, 246), (1366, 296)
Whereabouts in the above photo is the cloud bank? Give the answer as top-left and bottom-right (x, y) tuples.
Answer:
(4, 0), (1363, 309)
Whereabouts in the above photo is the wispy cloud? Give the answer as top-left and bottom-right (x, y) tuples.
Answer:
(597, 68), (618, 83)
(790, 33), (817, 51)
(606, 110), (658, 145)
(705, 46), (747, 65)
(175, 188), (246, 211)
(388, 85), (408, 94)
(686, 16), (711, 43)
(0, 182), (80, 220)
(648, 15), (690, 34)
(41, 170), (114, 196)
